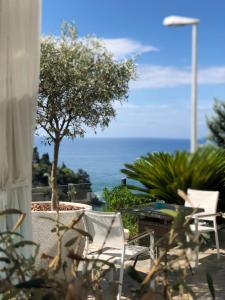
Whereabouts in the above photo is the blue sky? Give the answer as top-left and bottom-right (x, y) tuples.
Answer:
(42, 0), (225, 139)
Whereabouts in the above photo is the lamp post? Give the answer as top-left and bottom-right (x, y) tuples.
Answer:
(163, 16), (200, 153)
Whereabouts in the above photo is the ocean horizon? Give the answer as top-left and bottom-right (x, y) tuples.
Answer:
(34, 137), (205, 193)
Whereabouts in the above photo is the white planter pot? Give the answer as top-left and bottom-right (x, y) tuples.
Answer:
(31, 201), (92, 267)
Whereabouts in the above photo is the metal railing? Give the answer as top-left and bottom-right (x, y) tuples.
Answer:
(32, 183), (93, 203)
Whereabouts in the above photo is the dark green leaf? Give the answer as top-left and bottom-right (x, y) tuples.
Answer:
(0, 209), (22, 216)
(13, 240), (37, 248)
(0, 257), (10, 264)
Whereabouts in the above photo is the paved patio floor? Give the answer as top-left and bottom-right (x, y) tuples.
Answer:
(120, 229), (225, 300)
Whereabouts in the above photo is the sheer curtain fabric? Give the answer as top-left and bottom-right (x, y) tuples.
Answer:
(0, 0), (41, 245)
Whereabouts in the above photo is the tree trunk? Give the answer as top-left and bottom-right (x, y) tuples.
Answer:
(50, 138), (60, 210)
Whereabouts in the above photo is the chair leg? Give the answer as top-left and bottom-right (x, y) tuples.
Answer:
(149, 232), (155, 263)
(149, 232), (155, 289)
(194, 218), (199, 268)
(214, 229), (220, 260)
(117, 264), (124, 300)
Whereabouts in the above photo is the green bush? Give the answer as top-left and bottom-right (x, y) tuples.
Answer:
(102, 186), (146, 236)
(122, 146), (225, 209)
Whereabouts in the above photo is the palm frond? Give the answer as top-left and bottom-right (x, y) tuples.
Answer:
(121, 146), (225, 208)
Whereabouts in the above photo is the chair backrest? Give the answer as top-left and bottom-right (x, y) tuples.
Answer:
(185, 189), (219, 221)
(84, 210), (125, 249)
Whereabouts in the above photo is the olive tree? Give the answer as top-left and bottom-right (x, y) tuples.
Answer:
(37, 23), (135, 209)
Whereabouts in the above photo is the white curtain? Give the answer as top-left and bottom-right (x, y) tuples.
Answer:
(0, 0), (41, 248)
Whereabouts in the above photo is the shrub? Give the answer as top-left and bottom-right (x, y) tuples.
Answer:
(121, 146), (225, 209)
(102, 186), (147, 236)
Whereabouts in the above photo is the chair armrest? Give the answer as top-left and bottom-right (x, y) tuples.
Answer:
(187, 212), (221, 219)
(127, 230), (154, 244)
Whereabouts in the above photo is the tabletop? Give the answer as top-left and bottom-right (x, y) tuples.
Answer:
(120, 202), (203, 220)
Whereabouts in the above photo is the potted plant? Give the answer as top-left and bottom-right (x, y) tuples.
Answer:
(32, 149), (92, 262)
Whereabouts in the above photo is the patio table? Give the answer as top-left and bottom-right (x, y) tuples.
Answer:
(121, 202), (203, 247)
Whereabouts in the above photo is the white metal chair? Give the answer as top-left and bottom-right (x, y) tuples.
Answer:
(83, 210), (155, 300)
(185, 189), (221, 268)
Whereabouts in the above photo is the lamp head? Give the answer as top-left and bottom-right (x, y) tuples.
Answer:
(163, 15), (200, 27)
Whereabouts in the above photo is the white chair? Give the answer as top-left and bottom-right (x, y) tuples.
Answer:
(83, 210), (155, 300)
(185, 189), (221, 268)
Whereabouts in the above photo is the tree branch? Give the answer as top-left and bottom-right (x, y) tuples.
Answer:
(39, 124), (55, 141)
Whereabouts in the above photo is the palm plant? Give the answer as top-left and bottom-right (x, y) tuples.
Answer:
(121, 146), (225, 207)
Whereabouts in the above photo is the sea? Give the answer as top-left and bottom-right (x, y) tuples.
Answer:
(34, 137), (199, 194)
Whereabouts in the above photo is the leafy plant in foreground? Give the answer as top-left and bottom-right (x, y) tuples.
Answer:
(0, 209), (115, 300)
(0, 203), (216, 299)
(131, 203), (199, 299)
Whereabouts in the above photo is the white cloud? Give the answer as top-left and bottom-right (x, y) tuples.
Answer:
(86, 100), (211, 139)
(113, 102), (169, 111)
(131, 65), (225, 89)
(50, 35), (158, 59)
(101, 38), (158, 58)
(199, 67), (225, 84)
(86, 102), (190, 138)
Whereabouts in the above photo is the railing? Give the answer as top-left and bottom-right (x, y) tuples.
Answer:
(32, 183), (93, 204)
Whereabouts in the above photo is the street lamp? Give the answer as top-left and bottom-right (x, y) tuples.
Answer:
(163, 16), (200, 153)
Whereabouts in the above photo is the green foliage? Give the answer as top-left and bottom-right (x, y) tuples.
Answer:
(103, 185), (141, 210)
(102, 186), (145, 236)
(122, 146), (225, 208)
(207, 99), (225, 148)
(38, 22), (135, 143)
(32, 147), (91, 188)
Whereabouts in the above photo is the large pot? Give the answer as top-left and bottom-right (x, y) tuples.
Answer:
(31, 201), (92, 267)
